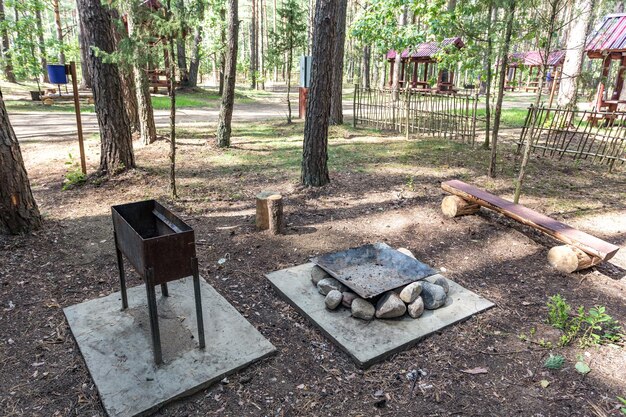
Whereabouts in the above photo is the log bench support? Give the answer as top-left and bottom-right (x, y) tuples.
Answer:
(256, 191), (284, 235)
(440, 180), (620, 273)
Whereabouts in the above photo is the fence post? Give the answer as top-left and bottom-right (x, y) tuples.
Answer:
(353, 83), (358, 128)
(405, 87), (411, 140)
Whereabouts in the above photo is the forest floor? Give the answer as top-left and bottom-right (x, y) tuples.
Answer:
(1, 90), (626, 417)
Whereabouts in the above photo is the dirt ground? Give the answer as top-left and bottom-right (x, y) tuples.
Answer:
(1, 107), (625, 417)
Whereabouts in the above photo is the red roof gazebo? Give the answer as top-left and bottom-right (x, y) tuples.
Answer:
(505, 50), (565, 92)
(585, 13), (626, 114)
(387, 37), (464, 93)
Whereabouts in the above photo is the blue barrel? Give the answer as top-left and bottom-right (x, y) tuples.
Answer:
(47, 64), (68, 84)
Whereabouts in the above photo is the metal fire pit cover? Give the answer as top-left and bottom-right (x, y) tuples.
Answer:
(310, 242), (437, 299)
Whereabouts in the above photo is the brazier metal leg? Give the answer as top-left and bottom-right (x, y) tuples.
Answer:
(160, 283), (169, 297)
(191, 257), (205, 349)
(114, 232), (128, 309)
(145, 268), (163, 364)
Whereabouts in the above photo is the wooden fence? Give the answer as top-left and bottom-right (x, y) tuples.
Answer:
(353, 85), (481, 144)
(517, 105), (626, 171)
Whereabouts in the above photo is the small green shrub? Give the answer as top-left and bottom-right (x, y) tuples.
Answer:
(547, 294), (570, 330)
(546, 294), (624, 347)
(617, 396), (626, 415)
(63, 153), (86, 190)
(543, 354), (564, 370)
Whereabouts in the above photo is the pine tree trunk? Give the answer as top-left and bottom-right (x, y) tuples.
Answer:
(176, 0), (189, 86)
(0, 0), (16, 83)
(362, 45), (370, 89)
(188, 26), (202, 87)
(77, 0), (134, 175)
(250, 0), (257, 89)
(483, 2), (494, 149)
(219, 7), (226, 95)
(35, 8), (50, 83)
(0, 91), (42, 235)
(557, 0), (595, 109)
(126, 8), (157, 145)
(489, 0), (516, 178)
(329, 0), (348, 125)
(169, 37), (177, 197)
(216, 0), (239, 148)
(391, 8), (406, 100)
(301, 0), (337, 187)
(76, 1), (91, 89)
(53, 0), (66, 64)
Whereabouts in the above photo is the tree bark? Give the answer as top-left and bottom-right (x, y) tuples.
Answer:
(126, 9), (157, 145)
(391, 8), (406, 99)
(187, 26), (202, 87)
(0, 90), (42, 234)
(329, 0), (348, 125)
(218, 7), (226, 95)
(250, 0), (257, 89)
(176, 0), (189, 86)
(489, 0), (516, 178)
(216, 0), (239, 148)
(556, 0), (595, 109)
(169, 36), (177, 198)
(76, 0), (91, 89)
(77, 0), (134, 175)
(483, 1), (494, 148)
(53, 0), (66, 64)
(362, 44), (370, 89)
(111, 11), (140, 133)
(301, 0), (337, 187)
(441, 195), (480, 218)
(0, 0), (16, 83)
(35, 8), (50, 83)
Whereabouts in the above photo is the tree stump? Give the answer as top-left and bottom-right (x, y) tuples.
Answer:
(256, 192), (283, 234)
(441, 195), (480, 218)
(547, 245), (602, 273)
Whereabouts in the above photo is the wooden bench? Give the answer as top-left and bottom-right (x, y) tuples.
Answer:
(440, 180), (620, 273)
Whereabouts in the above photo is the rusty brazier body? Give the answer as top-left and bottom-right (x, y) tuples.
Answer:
(111, 200), (206, 364)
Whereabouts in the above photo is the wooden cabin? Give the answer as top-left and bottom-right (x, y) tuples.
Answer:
(386, 37), (464, 94)
(506, 50), (565, 93)
(585, 13), (626, 118)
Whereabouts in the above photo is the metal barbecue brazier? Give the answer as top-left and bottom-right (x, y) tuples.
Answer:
(111, 200), (205, 364)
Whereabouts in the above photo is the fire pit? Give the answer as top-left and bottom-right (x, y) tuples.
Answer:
(311, 243), (449, 320)
(111, 200), (205, 364)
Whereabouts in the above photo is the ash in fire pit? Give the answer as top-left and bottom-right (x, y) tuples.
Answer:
(311, 243), (448, 321)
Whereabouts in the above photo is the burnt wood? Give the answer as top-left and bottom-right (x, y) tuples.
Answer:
(441, 180), (620, 261)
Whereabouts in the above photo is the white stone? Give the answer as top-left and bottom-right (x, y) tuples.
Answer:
(399, 282), (422, 304)
(325, 290), (343, 310)
(408, 297), (425, 318)
(351, 298), (375, 321)
(375, 292), (406, 319)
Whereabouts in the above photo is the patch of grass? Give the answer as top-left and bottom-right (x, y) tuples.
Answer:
(4, 99), (95, 113)
(476, 107), (530, 128)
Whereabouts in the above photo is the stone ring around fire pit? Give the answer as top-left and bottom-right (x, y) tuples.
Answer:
(310, 243), (448, 321)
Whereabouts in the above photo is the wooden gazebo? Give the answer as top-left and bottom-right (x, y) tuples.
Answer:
(505, 50), (565, 93)
(586, 13), (626, 114)
(386, 37), (464, 94)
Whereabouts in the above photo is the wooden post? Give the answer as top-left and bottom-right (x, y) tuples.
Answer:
(405, 87), (411, 140)
(353, 83), (358, 128)
(441, 195), (480, 218)
(256, 191), (284, 234)
(69, 61), (86, 175)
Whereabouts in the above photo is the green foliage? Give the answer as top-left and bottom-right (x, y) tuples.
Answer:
(546, 294), (624, 347)
(543, 354), (564, 370)
(63, 153), (86, 190)
(547, 294), (570, 330)
(617, 396), (626, 415)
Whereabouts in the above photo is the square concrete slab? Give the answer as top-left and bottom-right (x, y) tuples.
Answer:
(266, 263), (494, 368)
(64, 276), (275, 417)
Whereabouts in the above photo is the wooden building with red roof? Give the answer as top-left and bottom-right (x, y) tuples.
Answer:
(505, 50), (565, 92)
(585, 13), (626, 114)
(386, 37), (464, 93)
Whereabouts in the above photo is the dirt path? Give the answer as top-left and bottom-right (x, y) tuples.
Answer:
(9, 99), (355, 140)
